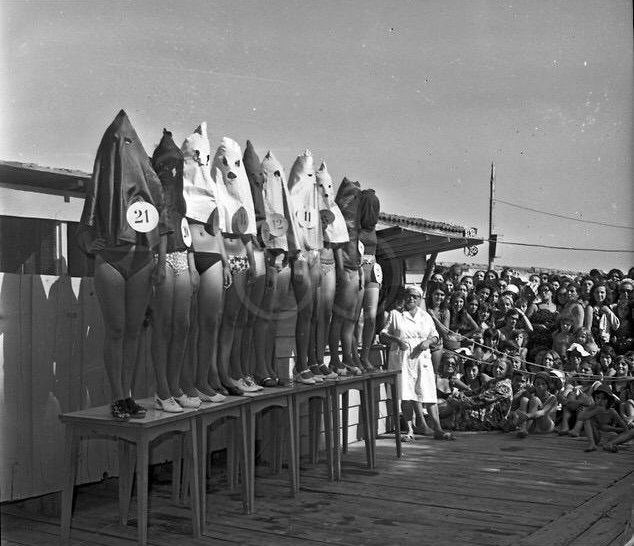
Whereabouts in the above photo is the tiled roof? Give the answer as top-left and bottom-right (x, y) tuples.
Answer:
(378, 212), (466, 235)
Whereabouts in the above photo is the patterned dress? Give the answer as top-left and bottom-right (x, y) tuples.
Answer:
(450, 378), (513, 431)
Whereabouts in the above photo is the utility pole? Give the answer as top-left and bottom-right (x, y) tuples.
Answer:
(488, 161), (497, 271)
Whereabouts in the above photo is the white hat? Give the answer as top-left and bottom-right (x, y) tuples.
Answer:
(566, 343), (589, 357)
(455, 347), (473, 357)
(504, 284), (519, 295)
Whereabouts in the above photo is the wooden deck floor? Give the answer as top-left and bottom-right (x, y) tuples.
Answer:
(2, 432), (633, 546)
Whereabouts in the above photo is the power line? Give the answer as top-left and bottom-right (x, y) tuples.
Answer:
(495, 198), (634, 230)
(487, 238), (634, 253)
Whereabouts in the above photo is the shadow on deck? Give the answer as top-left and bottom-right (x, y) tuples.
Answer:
(2, 431), (633, 546)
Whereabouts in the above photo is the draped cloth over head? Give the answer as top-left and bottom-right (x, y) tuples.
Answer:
(335, 177), (362, 269)
(243, 140), (266, 239)
(181, 122), (219, 227)
(152, 128), (185, 251)
(359, 188), (380, 256)
(287, 150), (323, 252)
(259, 149), (298, 252)
(316, 162), (349, 245)
(80, 109), (166, 249)
(212, 137), (256, 236)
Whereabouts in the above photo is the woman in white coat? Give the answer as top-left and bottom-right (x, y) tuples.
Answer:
(380, 285), (454, 441)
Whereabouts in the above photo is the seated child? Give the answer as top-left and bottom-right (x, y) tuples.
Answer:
(602, 427), (634, 453)
(611, 356), (634, 427)
(577, 384), (627, 452)
(559, 355), (602, 436)
(515, 371), (562, 438)
(456, 358), (491, 395)
(598, 345), (617, 378)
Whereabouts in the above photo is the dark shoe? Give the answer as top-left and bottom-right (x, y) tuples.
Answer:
(254, 374), (278, 388)
(125, 398), (147, 419)
(222, 383), (244, 397)
(111, 400), (130, 421)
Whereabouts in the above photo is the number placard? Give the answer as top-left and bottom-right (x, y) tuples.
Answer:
(319, 209), (335, 226)
(126, 201), (159, 233)
(297, 207), (317, 229)
(268, 213), (288, 237)
(181, 217), (192, 247)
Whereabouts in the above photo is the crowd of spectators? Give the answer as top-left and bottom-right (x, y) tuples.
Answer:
(386, 263), (634, 452)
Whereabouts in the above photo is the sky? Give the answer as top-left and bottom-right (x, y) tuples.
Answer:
(1, 0), (632, 273)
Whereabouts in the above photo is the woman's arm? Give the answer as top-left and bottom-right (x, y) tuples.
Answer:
(583, 306), (594, 329)
(527, 394), (557, 419)
(516, 308), (534, 333)
(600, 305), (620, 331)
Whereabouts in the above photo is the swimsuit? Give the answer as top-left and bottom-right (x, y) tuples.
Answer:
(228, 254), (250, 274)
(361, 254), (382, 286)
(165, 250), (189, 274)
(194, 251), (222, 274)
(98, 245), (153, 280)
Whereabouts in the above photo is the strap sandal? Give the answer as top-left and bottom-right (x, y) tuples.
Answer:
(295, 370), (316, 385)
(111, 400), (130, 421)
(334, 365), (348, 377)
(125, 398), (147, 419)
(155, 395), (184, 413)
(175, 394), (201, 408)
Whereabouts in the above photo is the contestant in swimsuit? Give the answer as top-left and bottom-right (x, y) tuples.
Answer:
(77, 110), (168, 421)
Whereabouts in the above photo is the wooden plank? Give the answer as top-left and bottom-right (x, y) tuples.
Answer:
(517, 472), (633, 546)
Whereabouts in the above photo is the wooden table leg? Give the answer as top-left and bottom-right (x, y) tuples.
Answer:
(239, 406), (249, 514)
(391, 380), (402, 458)
(286, 400), (298, 495)
(323, 393), (334, 481)
(197, 419), (207, 535)
(341, 391), (349, 454)
(361, 388), (373, 469)
(171, 434), (183, 504)
(59, 427), (78, 545)
(187, 423), (201, 538)
(247, 410), (256, 513)
(332, 389), (342, 481)
(136, 438), (149, 546)
(118, 439), (135, 524)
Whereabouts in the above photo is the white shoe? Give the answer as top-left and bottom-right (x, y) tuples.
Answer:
(155, 395), (185, 413)
(195, 388), (226, 403)
(175, 394), (201, 408)
(244, 375), (264, 391)
(237, 377), (260, 393)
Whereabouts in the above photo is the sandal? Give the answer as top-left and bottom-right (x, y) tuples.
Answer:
(111, 399), (130, 421)
(125, 398), (146, 419)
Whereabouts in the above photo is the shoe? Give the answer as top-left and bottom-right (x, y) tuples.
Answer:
(155, 395), (184, 413)
(254, 374), (278, 388)
(221, 382), (244, 396)
(334, 365), (347, 377)
(318, 364), (339, 380)
(244, 375), (264, 391)
(402, 432), (415, 442)
(111, 400), (130, 421)
(516, 430), (528, 439)
(295, 370), (316, 385)
(124, 398), (146, 419)
(344, 364), (363, 376)
(309, 365), (325, 380)
(195, 388), (226, 403)
(175, 394), (202, 408)
(236, 377), (260, 393)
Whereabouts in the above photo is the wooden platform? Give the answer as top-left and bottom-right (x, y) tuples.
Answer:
(2, 432), (633, 546)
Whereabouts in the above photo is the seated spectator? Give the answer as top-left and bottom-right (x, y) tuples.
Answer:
(598, 345), (617, 378)
(447, 356), (513, 431)
(552, 316), (575, 359)
(510, 370), (529, 412)
(515, 371), (562, 438)
(527, 282), (558, 318)
(448, 291), (480, 341)
(466, 293), (480, 323)
(509, 328), (529, 361)
(533, 349), (562, 374)
(611, 297), (633, 355)
(555, 286), (569, 312)
(577, 384), (626, 452)
(574, 326), (599, 357)
(559, 357), (602, 436)
(476, 301), (495, 331)
(559, 282), (585, 331)
(584, 282), (620, 347)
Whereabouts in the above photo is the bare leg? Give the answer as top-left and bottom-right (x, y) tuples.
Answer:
(197, 262), (224, 395)
(413, 402), (434, 434)
(167, 271), (193, 395)
(425, 403), (446, 435)
(218, 270), (248, 383)
(253, 265), (280, 380)
(290, 257), (319, 374)
(583, 419), (599, 451)
(181, 294), (199, 397)
(241, 254), (266, 379)
(151, 267), (176, 400)
(360, 283), (380, 370)
(94, 258), (127, 401)
(313, 265), (336, 369)
(331, 269), (363, 371)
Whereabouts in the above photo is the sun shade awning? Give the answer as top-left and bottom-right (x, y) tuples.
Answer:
(376, 213), (483, 259)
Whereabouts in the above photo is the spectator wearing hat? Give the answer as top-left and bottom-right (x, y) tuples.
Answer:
(576, 384), (627, 452)
(379, 285), (453, 441)
(514, 371), (561, 438)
